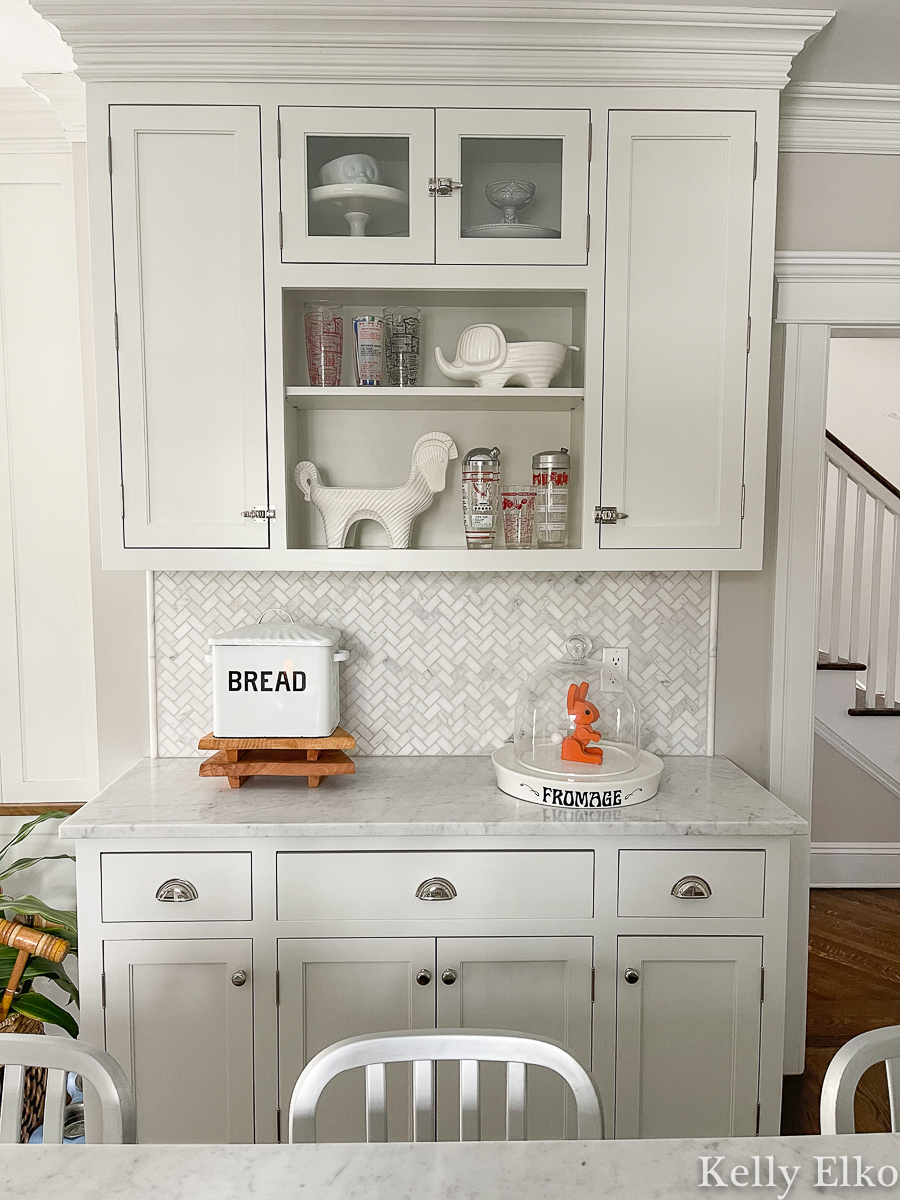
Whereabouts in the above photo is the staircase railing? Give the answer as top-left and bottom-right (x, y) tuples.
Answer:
(820, 432), (900, 710)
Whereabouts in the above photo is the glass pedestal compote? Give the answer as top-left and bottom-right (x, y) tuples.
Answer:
(462, 178), (561, 239)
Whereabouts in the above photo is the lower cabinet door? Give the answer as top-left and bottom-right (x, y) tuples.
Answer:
(435, 936), (594, 1141)
(614, 936), (762, 1139)
(103, 939), (254, 1144)
(277, 937), (436, 1142)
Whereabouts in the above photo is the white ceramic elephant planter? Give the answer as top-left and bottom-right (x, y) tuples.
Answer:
(435, 323), (579, 389)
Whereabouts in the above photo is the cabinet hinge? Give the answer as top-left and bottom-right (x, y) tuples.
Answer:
(114, 310), (119, 351)
(279, 210), (283, 250)
(591, 967), (595, 1003)
(120, 485), (125, 520)
(588, 122), (593, 163)
(101, 972), (106, 1008)
(277, 1107), (281, 1142)
(108, 135), (112, 175)
(746, 316), (752, 354)
(741, 484), (746, 520)
(760, 965), (765, 1005)
(753, 142), (758, 181)
(756, 1101), (761, 1134)
(275, 969), (280, 1006)
(277, 117), (281, 160)
(586, 213), (591, 255)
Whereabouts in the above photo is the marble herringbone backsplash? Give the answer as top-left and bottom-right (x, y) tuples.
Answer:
(154, 571), (711, 758)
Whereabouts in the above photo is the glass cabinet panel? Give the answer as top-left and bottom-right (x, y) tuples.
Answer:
(280, 107), (435, 264)
(436, 109), (590, 266)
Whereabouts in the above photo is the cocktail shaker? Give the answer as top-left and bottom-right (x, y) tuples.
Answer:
(532, 447), (570, 547)
(462, 446), (501, 549)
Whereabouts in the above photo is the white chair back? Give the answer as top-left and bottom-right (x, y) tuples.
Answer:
(820, 1026), (900, 1134)
(0, 1033), (136, 1144)
(288, 1028), (604, 1143)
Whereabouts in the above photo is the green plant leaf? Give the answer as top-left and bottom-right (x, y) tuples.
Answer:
(0, 854), (75, 883)
(0, 812), (72, 864)
(1, 897), (77, 944)
(11, 991), (79, 1038)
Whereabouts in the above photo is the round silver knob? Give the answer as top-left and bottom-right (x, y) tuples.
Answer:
(441, 968), (458, 985)
(231, 970), (247, 987)
(415, 968), (433, 986)
(623, 967), (640, 985)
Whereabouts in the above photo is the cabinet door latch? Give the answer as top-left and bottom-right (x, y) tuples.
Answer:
(428, 177), (463, 198)
(595, 506), (628, 525)
(241, 507), (276, 521)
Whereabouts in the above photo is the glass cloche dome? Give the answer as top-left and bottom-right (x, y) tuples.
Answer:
(514, 635), (641, 779)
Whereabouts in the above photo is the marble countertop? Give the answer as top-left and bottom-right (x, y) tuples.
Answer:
(60, 755), (806, 839)
(3, 1134), (897, 1200)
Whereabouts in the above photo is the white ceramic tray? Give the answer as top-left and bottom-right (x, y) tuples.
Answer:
(491, 743), (663, 809)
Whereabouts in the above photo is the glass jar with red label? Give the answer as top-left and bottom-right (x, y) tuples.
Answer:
(532, 448), (570, 547)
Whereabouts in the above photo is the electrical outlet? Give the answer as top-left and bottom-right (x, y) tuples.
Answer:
(602, 647), (629, 683)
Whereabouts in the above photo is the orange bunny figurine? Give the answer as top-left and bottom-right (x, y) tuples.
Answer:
(560, 681), (604, 765)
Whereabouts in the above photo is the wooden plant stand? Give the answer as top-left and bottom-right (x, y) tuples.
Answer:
(198, 728), (356, 788)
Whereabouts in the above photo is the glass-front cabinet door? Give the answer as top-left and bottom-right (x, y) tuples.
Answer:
(434, 108), (591, 266)
(279, 106), (435, 263)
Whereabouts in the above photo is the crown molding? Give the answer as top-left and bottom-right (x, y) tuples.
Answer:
(780, 82), (900, 154)
(30, 2), (833, 88)
(24, 72), (86, 142)
(0, 87), (70, 153)
(775, 253), (900, 326)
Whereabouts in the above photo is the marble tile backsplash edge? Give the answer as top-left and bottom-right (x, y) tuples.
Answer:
(154, 570), (711, 758)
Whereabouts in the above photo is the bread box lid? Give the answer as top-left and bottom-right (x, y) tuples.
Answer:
(209, 613), (341, 648)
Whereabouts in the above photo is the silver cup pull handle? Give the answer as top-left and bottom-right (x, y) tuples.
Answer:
(416, 877), (457, 902)
(156, 878), (199, 903)
(671, 876), (713, 899)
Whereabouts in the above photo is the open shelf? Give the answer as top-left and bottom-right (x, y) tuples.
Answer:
(285, 386), (584, 411)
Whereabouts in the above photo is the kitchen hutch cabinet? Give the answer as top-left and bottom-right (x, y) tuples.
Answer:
(63, 756), (804, 1145)
(50, 0), (827, 572)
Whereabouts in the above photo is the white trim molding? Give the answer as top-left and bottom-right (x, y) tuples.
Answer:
(0, 87), (69, 153)
(811, 844), (900, 887)
(780, 82), (900, 154)
(30, 1), (833, 87)
(24, 72), (86, 142)
(775, 253), (900, 326)
(814, 719), (900, 800)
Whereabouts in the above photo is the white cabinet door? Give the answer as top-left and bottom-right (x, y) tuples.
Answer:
(435, 109), (590, 265)
(436, 936), (594, 1140)
(600, 110), (756, 550)
(110, 105), (269, 549)
(279, 107), (435, 264)
(277, 938), (435, 1142)
(614, 936), (762, 1139)
(103, 938), (254, 1143)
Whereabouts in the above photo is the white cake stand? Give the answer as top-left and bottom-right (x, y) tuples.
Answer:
(308, 183), (408, 237)
(491, 742), (663, 810)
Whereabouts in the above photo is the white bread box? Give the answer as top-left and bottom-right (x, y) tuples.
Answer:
(210, 612), (349, 738)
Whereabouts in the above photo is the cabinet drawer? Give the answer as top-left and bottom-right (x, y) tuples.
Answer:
(277, 851), (594, 922)
(101, 853), (252, 922)
(617, 850), (765, 918)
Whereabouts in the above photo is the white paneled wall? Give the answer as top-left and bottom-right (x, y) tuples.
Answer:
(0, 83), (146, 807)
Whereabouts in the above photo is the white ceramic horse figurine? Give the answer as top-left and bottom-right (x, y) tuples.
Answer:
(294, 432), (458, 549)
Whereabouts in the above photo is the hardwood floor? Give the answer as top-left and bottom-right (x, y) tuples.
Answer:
(781, 889), (900, 1134)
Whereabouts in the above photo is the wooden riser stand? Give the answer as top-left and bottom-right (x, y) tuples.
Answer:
(198, 728), (355, 788)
